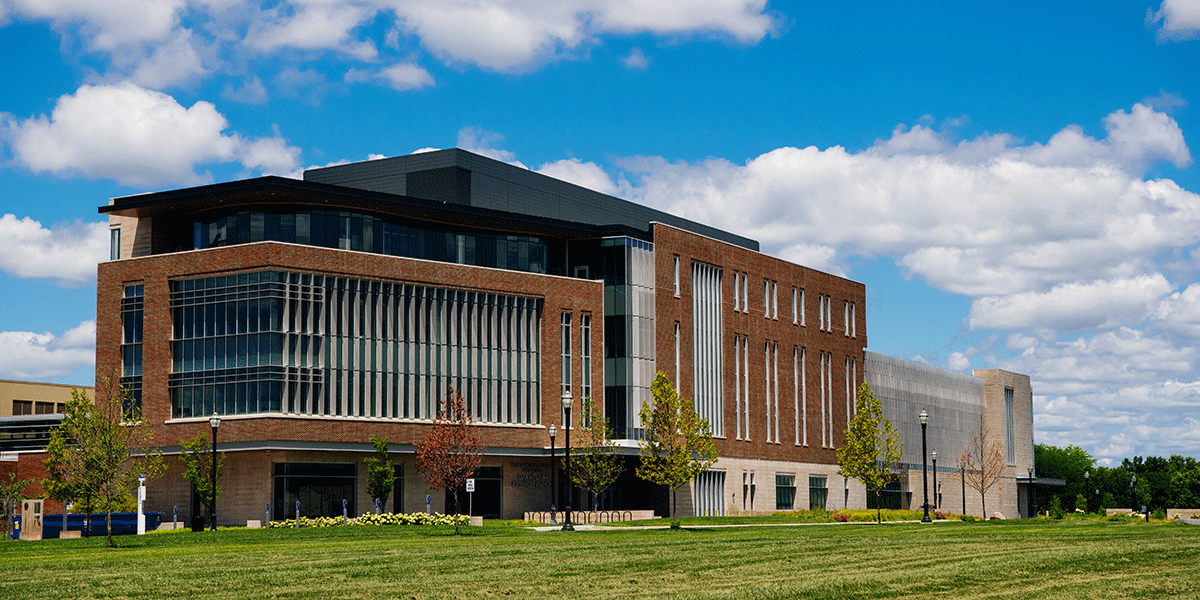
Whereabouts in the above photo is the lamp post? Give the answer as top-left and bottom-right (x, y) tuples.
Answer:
(1084, 470), (1090, 513)
(209, 413), (220, 531)
(1130, 474), (1137, 516)
(960, 458), (966, 516)
(549, 424), (558, 525)
(931, 450), (938, 511)
(561, 393), (575, 531)
(1029, 466), (1036, 517)
(920, 410), (931, 523)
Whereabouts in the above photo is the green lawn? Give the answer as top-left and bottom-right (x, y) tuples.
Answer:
(1, 519), (1197, 599)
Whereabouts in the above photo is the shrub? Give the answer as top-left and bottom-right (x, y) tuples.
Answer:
(1049, 496), (1065, 519)
(932, 510), (950, 520)
(833, 513), (850, 522)
(1152, 507), (1166, 521)
(959, 514), (978, 522)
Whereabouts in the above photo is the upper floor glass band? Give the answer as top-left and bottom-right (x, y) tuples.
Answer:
(189, 209), (548, 274)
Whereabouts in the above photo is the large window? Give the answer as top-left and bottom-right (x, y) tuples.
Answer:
(121, 283), (144, 413)
(695, 471), (726, 517)
(809, 476), (828, 510)
(692, 262), (723, 436)
(1005, 387), (1015, 465)
(273, 462), (356, 520)
(776, 474), (796, 510)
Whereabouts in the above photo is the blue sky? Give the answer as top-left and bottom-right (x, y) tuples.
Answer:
(2, 0), (1200, 465)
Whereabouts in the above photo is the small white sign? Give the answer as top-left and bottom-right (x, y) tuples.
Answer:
(465, 478), (475, 493)
(138, 486), (146, 501)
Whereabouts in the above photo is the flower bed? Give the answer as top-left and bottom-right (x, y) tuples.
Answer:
(268, 512), (471, 528)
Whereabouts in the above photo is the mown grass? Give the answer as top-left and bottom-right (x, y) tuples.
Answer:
(1, 519), (1197, 599)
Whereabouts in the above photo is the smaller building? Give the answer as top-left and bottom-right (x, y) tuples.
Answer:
(865, 352), (1034, 518)
(0, 380), (95, 516)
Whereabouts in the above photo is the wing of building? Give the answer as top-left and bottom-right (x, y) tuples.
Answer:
(38, 147), (1032, 525)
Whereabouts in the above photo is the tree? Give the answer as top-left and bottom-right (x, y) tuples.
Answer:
(43, 376), (164, 547)
(0, 472), (33, 541)
(836, 382), (904, 524)
(365, 436), (395, 513)
(179, 433), (225, 528)
(636, 372), (720, 528)
(1035, 443), (1094, 512)
(960, 414), (1006, 519)
(570, 396), (624, 511)
(415, 387), (482, 534)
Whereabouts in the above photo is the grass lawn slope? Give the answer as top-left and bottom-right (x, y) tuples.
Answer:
(0, 519), (1196, 599)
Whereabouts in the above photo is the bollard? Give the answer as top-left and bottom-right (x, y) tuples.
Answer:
(295, 501), (300, 529)
(173, 506), (178, 530)
(375, 498), (381, 515)
(426, 495), (431, 514)
(342, 499), (348, 525)
(266, 503), (270, 527)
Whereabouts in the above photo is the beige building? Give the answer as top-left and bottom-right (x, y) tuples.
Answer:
(0, 379), (91, 417)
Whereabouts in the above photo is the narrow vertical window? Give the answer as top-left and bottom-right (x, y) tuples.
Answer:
(742, 275), (749, 312)
(819, 352), (827, 447)
(109, 228), (121, 260)
(772, 283), (778, 320)
(732, 273), (740, 311)
(580, 313), (591, 404)
(1005, 387), (1015, 465)
(734, 336), (742, 440)
(791, 288), (797, 324)
(798, 289), (805, 325)
(743, 336), (750, 439)
(764, 341), (771, 442)
(772, 342), (779, 444)
(673, 322), (680, 387)
(818, 295), (825, 331)
(850, 302), (857, 337)
(844, 301), (850, 335)
(561, 312), (572, 397)
(673, 256), (681, 297)
(763, 280), (770, 317)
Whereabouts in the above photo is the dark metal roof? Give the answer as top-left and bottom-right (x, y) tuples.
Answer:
(100, 176), (649, 242)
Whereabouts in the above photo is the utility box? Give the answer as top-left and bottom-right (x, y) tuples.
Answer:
(19, 499), (43, 541)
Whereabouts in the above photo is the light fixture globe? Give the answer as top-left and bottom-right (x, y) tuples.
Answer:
(561, 392), (573, 410)
(919, 409), (928, 425)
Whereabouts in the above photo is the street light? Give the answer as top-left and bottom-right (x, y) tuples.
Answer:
(209, 413), (220, 532)
(1084, 470), (1090, 513)
(137, 473), (147, 535)
(1130, 474), (1137, 516)
(549, 424), (558, 525)
(919, 410), (931, 523)
(561, 393), (575, 531)
(931, 450), (938, 511)
(1029, 466), (1036, 517)
(960, 458), (967, 516)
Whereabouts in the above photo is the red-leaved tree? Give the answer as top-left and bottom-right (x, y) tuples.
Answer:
(415, 387), (482, 534)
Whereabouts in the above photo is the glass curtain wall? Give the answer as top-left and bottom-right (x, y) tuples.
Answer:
(602, 237), (655, 439)
(169, 270), (542, 423)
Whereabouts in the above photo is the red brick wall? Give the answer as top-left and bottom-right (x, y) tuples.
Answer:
(652, 223), (867, 466)
(97, 242), (603, 452)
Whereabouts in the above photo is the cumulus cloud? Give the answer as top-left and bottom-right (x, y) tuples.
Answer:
(621, 47), (649, 69)
(1, 83), (301, 187)
(0, 215), (107, 283)
(3, 1), (780, 87)
(344, 63), (435, 91)
(0, 320), (96, 380)
(457, 127), (526, 168)
(536, 158), (622, 195)
(968, 275), (1174, 331)
(222, 77), (269, 104)
(1149, 0), (1200, 41)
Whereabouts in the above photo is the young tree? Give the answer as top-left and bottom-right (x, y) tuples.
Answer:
(960, 414), (1006, 518)
(0, 472), (33, 541)
(836, 382), (904, 524)
(43, 376), (164, 547)
(636, 372), (720, 528)
(179, 433), (225, 528)
(415, 387), (482, 534)
(571, 396), (624, 511)
(365, 436), (395, 513)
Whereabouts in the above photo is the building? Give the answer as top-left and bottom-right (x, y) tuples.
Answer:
(1, 380), (94, 514)
(865, 352), (1035, 518)
(92, 148), (878, 523)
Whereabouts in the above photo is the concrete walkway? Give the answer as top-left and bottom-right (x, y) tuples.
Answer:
(529, 519), (937, 532)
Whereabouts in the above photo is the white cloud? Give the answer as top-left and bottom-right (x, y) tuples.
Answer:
(222, 77), (269, 104)
(536, 158), (621, 195)
(0, 214), (107, 283)
(1149, 0), (1200, 40)
(968, 275), (1174, 331)
(0, 320), (95, 380)
(2, 1), (780, 86)
(457, 127), (526, 168)
(622, 47), (649, 69)
(345, 63), (435, 91)
(1, 83), (301, 188)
